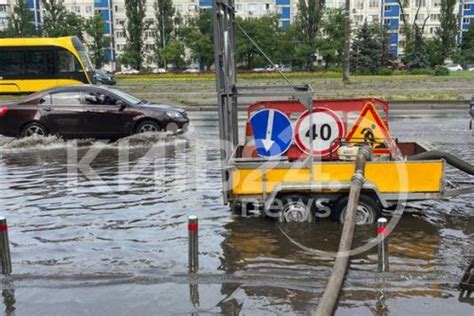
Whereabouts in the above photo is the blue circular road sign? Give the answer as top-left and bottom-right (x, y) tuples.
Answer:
(249, 109), (293, 157)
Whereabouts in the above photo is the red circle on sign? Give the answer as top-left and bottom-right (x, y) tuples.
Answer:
(294, 107), (345, 157)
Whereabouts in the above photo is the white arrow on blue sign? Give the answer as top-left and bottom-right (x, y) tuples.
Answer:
(249, 109), (293, 157)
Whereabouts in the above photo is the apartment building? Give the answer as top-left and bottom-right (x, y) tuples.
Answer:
(0, 0), (472, 64)
(0, 0), (11, 30)
(325, 0), (464, 57)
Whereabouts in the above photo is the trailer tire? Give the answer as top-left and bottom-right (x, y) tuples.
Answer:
(331, 194), (381, 225)
(229, 201), (239, 213)
(278, 194), (314, 223)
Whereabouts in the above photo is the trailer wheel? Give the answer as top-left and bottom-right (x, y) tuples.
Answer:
(229, 201), (240, 214)
(331, 195), (381, 225)
(278, 195), (314, 223)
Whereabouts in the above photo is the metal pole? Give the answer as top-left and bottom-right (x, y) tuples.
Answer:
(0, 217), (12, 275)
(377, 217), (389, 272)
(469, 100), (474, 130)
(188, 215), (199, 273)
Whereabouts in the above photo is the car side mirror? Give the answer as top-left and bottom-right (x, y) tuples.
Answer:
(117, 100), (126, 111)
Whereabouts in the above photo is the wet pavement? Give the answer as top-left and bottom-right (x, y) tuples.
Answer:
(0, 111), (473, 315)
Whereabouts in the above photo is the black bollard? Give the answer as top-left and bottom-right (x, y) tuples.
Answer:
(0, 217), (12, 275)
(188, 216), (199, 273)
(469, 102), (474, 130)
(377, 217), (389, 272)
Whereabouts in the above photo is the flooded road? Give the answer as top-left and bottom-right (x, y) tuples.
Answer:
(0, 111), (473, 315)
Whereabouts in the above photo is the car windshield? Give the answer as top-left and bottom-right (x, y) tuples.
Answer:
(109, 88), (142, 105)
(95, 69), (109, 76)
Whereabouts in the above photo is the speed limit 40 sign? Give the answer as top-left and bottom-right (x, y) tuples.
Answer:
(294, 107), (345, 157)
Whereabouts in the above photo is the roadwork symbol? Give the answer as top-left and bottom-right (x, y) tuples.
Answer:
(346, 102), (394, 155)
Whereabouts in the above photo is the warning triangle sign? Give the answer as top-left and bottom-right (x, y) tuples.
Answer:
(345, 102), (394, 155)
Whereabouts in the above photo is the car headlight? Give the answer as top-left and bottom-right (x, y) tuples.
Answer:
(166, 111), (182, 118)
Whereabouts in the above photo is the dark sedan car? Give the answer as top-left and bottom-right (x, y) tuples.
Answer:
(94, 69), (116, 85)
(0, 85), (189, 139)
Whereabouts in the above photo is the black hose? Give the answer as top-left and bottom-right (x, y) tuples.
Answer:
(315, 146), (372, 316)
(407, 150), (474, 175)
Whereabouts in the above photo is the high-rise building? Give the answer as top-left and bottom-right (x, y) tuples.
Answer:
(459, 0), (474, 42)
(1, 0), (472, 66)
(0, 0), (12, 30)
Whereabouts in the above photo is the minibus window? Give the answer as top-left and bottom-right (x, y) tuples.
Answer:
(58, 49), (82, 73)
(0, 50), (24, 76)
(25, 50), (55, 75)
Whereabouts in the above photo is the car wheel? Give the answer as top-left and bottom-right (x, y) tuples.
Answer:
(21, 122), (48, 138)
(136, 120), (161, 134)
(278, 194), (314, 223)
(331, 195), (381, 225)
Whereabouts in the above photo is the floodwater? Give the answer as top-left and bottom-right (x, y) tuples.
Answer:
(0, 111), (473, 315)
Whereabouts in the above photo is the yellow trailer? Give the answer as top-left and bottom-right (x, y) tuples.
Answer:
(212, 1), (474, 225)
(229, 151), (447, 224)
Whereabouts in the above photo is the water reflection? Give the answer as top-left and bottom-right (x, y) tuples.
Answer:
(216, 213), (460, 312)
(2, 277), (15, 316)
(0, 113), (471, 314)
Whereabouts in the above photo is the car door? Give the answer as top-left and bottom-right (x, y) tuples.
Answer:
(39, 91), (85, 137)
(82, 90), (130, 138)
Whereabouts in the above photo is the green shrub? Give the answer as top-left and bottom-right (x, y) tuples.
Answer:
(434, 66), (450, 76)
(324, 65), (343, 72)
(378, 68), (393, 76)
(408, 68), (434, 75)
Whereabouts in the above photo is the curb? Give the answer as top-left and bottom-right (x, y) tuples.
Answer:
(183, 100), (470, 112)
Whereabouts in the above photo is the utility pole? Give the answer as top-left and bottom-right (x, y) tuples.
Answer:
(161, 5), (167, 69)
(342, 0), (351, 83)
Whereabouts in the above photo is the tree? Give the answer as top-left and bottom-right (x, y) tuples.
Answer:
(183, 9), (214, 69)
(292, 42), (314, 69)
(84, 13), (110, 68)
(160, 39), (185, 68)
(41, 0), (83, 38)
(154, 0), (176, 67)
(404, 25), (429, 69)
(274, 25), (298, 67)
(297, 0), (324, 45)
(378, 26), (395, 68)
(2, 0), (36, 37)
(121, 0), (147, 70)
(350, 22), (382, 74)
(64, 12), (85, 40)
(397, 0), (430, 68)
(435, 0), (457, 61)
(342, 0), (350, 81)
(459, 24), (474, 64)
(236, 15), (280, 69)
(426, 38), (444, 67)
(318, 8), (344, 68)
(296, 0), (325, 69)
